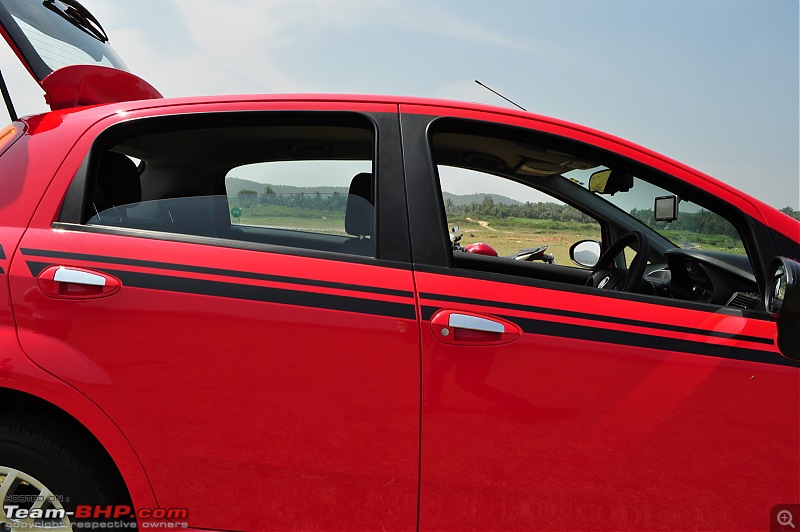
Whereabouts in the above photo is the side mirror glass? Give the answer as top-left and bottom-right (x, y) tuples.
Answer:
(766, 256), (800, 360)
(569, 239), (601, 268)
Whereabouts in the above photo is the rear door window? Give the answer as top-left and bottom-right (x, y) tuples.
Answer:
(72, 113), (377, 257)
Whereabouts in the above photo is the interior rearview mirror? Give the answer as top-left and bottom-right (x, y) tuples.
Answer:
(589, 169), (633, 195)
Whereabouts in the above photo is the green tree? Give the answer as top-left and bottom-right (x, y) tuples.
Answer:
(780, 206), (800, 221)
(238, 189), (257, 207)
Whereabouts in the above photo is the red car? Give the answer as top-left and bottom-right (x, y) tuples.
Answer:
(1, 1), (798, 530)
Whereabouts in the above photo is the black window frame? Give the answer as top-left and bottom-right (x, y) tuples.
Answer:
(55, 110), (412, 267)
(402, 113), (773, 313)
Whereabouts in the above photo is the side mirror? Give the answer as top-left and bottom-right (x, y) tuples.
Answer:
(589, 169), (633, 196)
(766, 257), (800, 359)
(570, 240), (601, 268)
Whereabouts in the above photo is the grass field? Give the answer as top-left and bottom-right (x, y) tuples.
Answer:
(232, 204), (746, 264)
(234, 212), (348, 234)
(448, 216), (601, 264)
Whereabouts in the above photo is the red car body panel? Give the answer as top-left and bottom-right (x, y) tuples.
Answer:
(415, 271), (797, 530)
(0, 92), (797, 530)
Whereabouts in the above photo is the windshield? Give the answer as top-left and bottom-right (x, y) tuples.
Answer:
(563, 168), (746, 255)
(0, 0), (127, 80)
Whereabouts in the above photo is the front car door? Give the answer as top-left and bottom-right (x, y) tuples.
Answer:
(401, 103), (800, 530)
(10, 101), (420, 530)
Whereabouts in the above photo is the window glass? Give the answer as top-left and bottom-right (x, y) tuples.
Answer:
(226, 160), (371, 238)
(591, 175), (746, 255)
(83, 117), (375, 257)
(439, 166), (602, 266)
(429, 119), (758, 308)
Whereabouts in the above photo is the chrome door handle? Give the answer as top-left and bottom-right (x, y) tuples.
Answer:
(448, 313), (506, 333)
(37, 265), (121, 299)
(430, 310), (521, 345)
(53, 267), (107, 286)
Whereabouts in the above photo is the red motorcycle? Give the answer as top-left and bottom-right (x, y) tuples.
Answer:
(450, 226), (554, 263)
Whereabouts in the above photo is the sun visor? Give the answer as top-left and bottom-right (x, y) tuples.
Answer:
(0, 0), (162, 110)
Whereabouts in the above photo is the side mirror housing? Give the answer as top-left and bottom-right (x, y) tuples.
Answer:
(569, 240), (601, 268)
(766, 256), (800, 359)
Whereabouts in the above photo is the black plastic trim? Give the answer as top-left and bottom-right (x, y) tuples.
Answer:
(400, 113), (452, 267)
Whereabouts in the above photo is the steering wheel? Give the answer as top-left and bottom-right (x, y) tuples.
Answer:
(587, 231), (650, 292)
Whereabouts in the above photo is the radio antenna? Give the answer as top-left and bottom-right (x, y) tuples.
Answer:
(0, 68), (18, 122)
(475, 80), (526, 112)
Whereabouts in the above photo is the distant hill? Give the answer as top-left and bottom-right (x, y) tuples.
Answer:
(442, 192), (522, 206)
(227, 177), (521, 206)
(226, 177), (349, 196)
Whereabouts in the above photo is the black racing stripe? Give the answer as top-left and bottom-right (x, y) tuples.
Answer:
(20, 248), (413, 299)
(413, 263), (771, 321)
(26, 261), (416, 321)
(420, 305), (797, 368)
(27, 262), (47, 276)
(0, 267), (4, 275)
(117, 270), (416, 320)
(0, 244), (5, 260)
(420, 292), (773, 345)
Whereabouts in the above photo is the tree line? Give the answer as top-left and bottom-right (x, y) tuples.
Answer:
(236, 187), (800, 232)
(444, 195), (596, 224)
(235, 188), (349, 212)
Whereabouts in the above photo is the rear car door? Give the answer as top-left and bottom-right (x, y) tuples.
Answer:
(9, 102), (420, 530)
(401, 104), (800, 531)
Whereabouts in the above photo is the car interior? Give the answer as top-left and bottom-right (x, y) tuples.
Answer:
(430, 124), (763, 310)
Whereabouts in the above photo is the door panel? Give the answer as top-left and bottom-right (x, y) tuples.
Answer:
(11, 229), (420, 529)
(416, 270), (799, 530)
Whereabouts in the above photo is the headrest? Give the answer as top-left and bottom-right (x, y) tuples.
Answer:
(345, 172), (373, 237)
(95, 152), (141, 211)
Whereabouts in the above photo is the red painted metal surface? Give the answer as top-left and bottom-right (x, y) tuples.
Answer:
(0, 94), (797, 530)
(41, 65), (163, 111)
(416, 271), (798, 530)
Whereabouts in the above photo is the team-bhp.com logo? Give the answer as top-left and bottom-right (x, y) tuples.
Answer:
(4, 504), (188, 529)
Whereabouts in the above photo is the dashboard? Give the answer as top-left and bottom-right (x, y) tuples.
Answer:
(646, 249), (761, 309)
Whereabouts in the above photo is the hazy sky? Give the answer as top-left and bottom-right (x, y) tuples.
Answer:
(1, 0), (797, 209)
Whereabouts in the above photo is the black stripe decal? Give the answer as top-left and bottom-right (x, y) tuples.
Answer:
(0, 267), (4, 275)
(0, 244), (5, 260)
(27, 261), (416, 321)
(21, 248), (413, 299)
(420, 292), (773, 345)
(414, 263), (771, 321)
(421, 305), (797, 368)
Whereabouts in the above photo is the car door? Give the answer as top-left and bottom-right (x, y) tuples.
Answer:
(400, 105), (800, 531)
(9, 102), (420, 530)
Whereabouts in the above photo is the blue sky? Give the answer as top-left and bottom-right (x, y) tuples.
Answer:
(1, 0), (797, 208)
